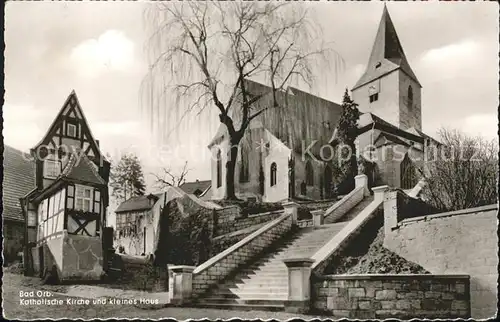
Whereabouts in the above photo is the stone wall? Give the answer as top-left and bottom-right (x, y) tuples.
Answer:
(312, 274), (470, 319)
(214, 208), (283, 237)
(191, 213), (293, 298)
(383, 196), (498, 319)
(210, 223), (266, 257)
(113, 254), (169, 292)
(293, 151), (325, 200)
(61, 233), (103, 281)
(3, 221), (24, 265)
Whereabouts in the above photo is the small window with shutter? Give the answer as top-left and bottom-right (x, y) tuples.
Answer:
(94, 190), (101, 214)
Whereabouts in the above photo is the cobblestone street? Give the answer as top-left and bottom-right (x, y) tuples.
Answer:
(2, 273), (327, 320)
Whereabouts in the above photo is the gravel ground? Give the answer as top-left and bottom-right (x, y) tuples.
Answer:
(329, 227), (430, 274)
(3, 273), (328, 320)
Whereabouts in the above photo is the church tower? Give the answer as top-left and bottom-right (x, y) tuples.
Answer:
(351, 6), (422, 131)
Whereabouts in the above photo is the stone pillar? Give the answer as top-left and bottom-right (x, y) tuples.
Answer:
(372, 185), (389, 203)
(355, 174), (370, 197)
(168, 265), (195, 306)
(283, 258), (314, 314)
(383, 189), (399, 237)
(283, 201), (299, 225)
(409, 179), (426, 198)
(312, 212), (324, 227)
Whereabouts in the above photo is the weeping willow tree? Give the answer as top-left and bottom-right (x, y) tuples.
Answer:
(141, 2), (337, 200)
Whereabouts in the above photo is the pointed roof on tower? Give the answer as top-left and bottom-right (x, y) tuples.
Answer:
(352, 6), (421, 90)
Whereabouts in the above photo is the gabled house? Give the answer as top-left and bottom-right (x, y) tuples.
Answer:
(113, 186), (199, 256)
(2, 145), (36, 265)
(114, 193), (164, 256)
(20, 90), (110, 281)
(207, 6), (439, 202)
(179, 179), (211, 197)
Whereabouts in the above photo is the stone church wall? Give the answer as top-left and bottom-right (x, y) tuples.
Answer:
(293, 153), (325, 200)
(383, 196), (498, 319)
(263, 131), (291, 202)
(352, 71), (400, 128)
(398, 70), (422, 131)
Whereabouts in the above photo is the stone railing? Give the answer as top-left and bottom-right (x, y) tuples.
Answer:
(166, 205), (298, 305)
(298, 219), (313, 228)
(407, 179), (426, 198)
(311, 274), (471, 319)
(310, 185), (388, 275)
(382, 188), (442, 236)
(322, 175), (369, 223)
(214, 207), (284, 237)
(191, 211), (292, 299)
(209, 222), (267, 256)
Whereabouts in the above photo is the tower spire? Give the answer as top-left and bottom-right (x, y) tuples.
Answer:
(352, 5), (421, 90)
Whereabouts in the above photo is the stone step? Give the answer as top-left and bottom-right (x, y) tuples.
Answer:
(234, 273), (289, 281)
(235, 271), (288, 278)
(324, 196), (374, 224)
(198, 219), (351, 306)
(241, 265), (288, 272)
(220, 281), (289, 289)
(201, 294), (288, 302)
(226, 286), (288, 294)
(193, 301), (285, 312)
(236, 278), (288, 286)
(274, 245), (325, 251)
(268, 254), (318, 260)
(213, 286), (289, 294)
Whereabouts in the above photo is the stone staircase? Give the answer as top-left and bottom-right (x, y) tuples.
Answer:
(325, 194), (375, 224)
(195, 222), (348, 311)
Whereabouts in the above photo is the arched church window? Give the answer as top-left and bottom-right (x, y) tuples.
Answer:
(400, 153), (417, 190)
(216, 148), (222, 188)
(408, 85), (413, 108)
(270, 162), (277, 187)
(239, 149), (250, 183)
(305, 161), (314, 186)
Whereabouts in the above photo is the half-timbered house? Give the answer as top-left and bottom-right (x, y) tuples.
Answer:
(20, 90), (110, 281)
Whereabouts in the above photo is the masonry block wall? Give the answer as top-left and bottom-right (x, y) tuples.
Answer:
(312, 275), (470, 319)
(384, 205), (498, 319)
(115, 254), (169, 292)
(214, 209), (283, 237)
(192, 214), (293, 298)
(3, 221), (24, 264)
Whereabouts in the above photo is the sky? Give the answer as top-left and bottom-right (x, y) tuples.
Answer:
(4, 1), (499, 193)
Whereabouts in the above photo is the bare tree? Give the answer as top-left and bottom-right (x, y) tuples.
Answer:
(152, 161), (190, 189)
(141, 2), (337, 200)
(421, 128), (498, 211)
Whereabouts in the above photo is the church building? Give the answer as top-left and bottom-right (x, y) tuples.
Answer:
(208, 6), (439, 202)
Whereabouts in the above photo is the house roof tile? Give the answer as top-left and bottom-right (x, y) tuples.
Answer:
(179, 180), (211, 195)
(3, 145), (36, 222)
(115, 194), (161, 214)
(61, 152), (106, 186)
